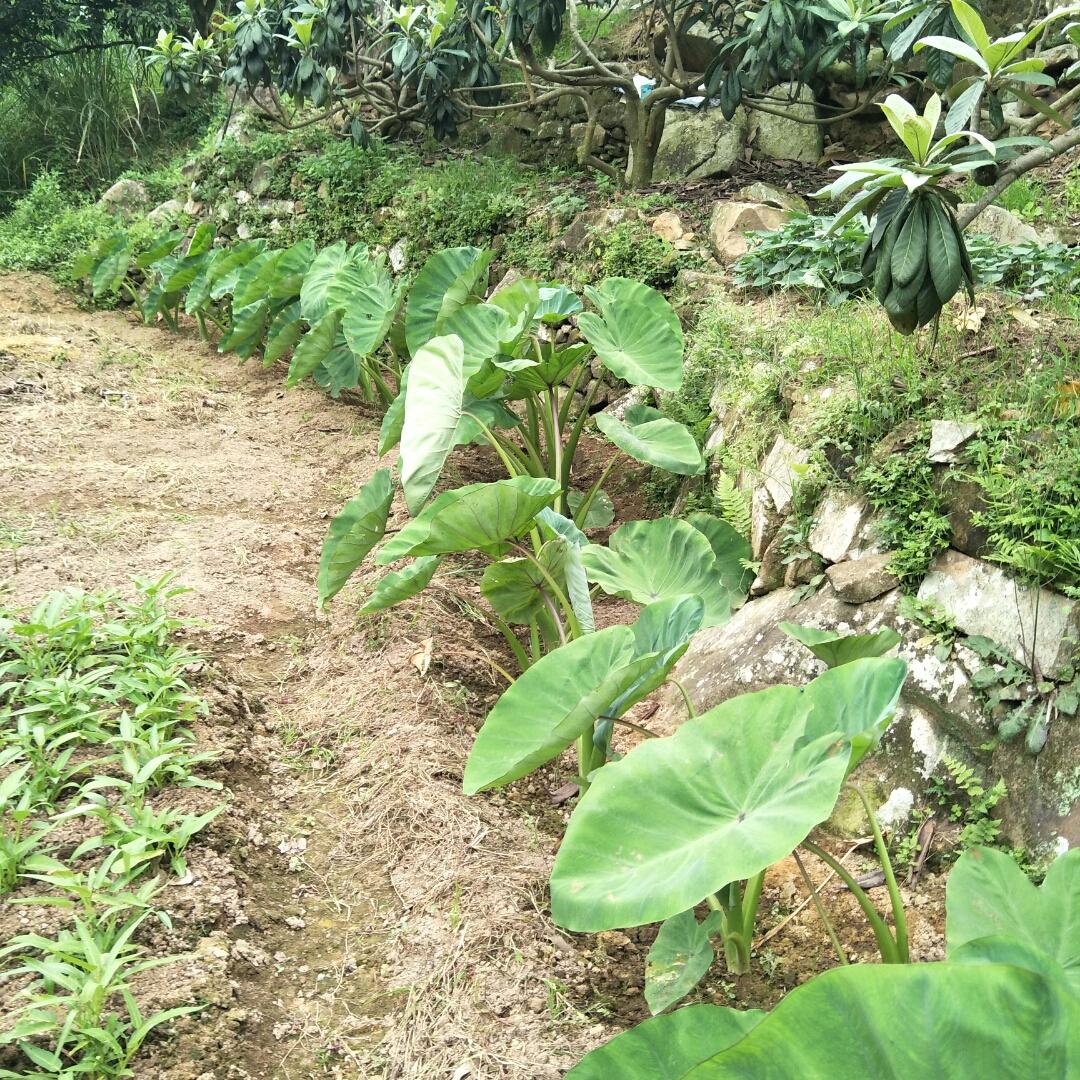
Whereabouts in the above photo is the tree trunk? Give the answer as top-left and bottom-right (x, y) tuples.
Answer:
(189, 0), (218, 37)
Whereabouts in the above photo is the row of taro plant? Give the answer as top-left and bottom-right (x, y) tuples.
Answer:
(75, 223), (1080, 1074)
(77, 228), (752, 789)
(0, 577), (224, 1077)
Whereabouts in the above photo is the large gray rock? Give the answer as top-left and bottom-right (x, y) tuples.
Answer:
(649, 582), (1076, 848)
(928, 419), (978, 463)
(147, 199), (183, 226)
(808, 490), (872, 564)
(556, 208), (641, 253)
(98, 178), (149, 217)
(750, 484), (781, 561)
(649, 107), (749, 183)
(959, 203), (1042, 246)
(748, 83), (822, 164)
(917, 550), (1080, 676)
(759, 434), (809, 516)
(825, 552), (899, 603)
(735, 182), (808, 213)
(708, 201), (789, 263)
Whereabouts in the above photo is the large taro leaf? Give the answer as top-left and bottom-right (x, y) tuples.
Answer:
(404, 246), (492, 356)
(549, 685), (849, 931)
(488, 277), (539, 349)
(86, 232), (131, 298)
(300, 241), (376, 322)
(378, 366), (409, 457)
(508, 342), (590, 394)
(684, 513), (753, 601)
(317, 469), (394, 607)
(581, 519), (735, 627)
(218, 299), (268, 359)
(566, 1004), (764, 1080)
(462, 626), (640, 794)
(376, 476), (560, 564)
(780, 622), (902, 668)
(263, 301), (304, 367)
(567, 489), (615, 529)
(595, 405), (704, 476)
(680, 961), (1080, 1078)
(208, 240), (267, 300)
(480, 542), (567, 624)
(286, 309), (342, 387)
(946, 846), (1080, 996)
(359, 557), (441, 615)
(442, 302), (511, 371)
(535, 284), (582, 324)
(341, 262), (400, 359)
(399, 335), (465, 515)
(800, 656), (907, 773)
(606, 595), (705, 718)
(231, 249), (283, 309)
(578, 278), (684, 391)
(312, 332), (361, 398)
(269, 239), (315, 300)
(645, 909), (723, 1015)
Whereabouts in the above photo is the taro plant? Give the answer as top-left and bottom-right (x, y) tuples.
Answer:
(548, 657), (909, 992)
(567, 845), (1080, 1077)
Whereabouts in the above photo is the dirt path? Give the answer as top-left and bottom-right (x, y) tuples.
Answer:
(0, 275), (604, 1079)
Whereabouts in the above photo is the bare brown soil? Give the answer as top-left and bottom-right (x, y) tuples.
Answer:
(0, 274), (945, 1079)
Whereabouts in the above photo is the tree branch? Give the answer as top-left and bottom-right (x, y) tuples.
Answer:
(957, 125), (1080, 228)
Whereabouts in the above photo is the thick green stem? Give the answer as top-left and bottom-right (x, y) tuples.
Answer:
(561, 377), (602, 494)
(548, 386), (566, 513)
(742, 871), (764, 940)
(802, 840), (899, 964)
(494, 616), (531, 671)
(572, 455), (618, 529)
(792, 849), (848, 966)
(667, 678), (697, 720)
(854, 785), (909, 963)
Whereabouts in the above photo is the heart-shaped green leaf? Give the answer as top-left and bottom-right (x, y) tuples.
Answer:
(567, 1004), (765, 1080)
(463, 626), (638, 794)
(287, 309), (342, 387)
(780, 623), (902, 668)
(404, 246), (491, 356)
(359, 557), (441, 615)
(550, 685), (849, 931)
(645, 909), (723, 1015)
(376, 476), (560, 563)
(595, 405), (705, 476)
(317, 469), (394, 607)
(800, 656), (907, 772)
(399, 334), (465, 515)
(301, 241), (377, 322)
(681, 961), (1079, 1078)
(582, 519), (735, 627)
(947, 846), (1080, 996)
(480, 542), (567, 624)
(578, 278), (684, 390)
(535, 284), (583, 324)
(686, 513), (753, 599)
(263, 301), (303, 367)
(341, 262), (400, 359)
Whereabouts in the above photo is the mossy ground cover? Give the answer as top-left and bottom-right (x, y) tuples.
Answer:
(666, 290), (1080, 590)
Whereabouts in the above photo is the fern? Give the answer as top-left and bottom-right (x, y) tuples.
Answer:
(931, 756), (1007, 855)
(714, 470), (751, 537)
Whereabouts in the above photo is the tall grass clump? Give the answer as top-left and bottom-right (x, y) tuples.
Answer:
(0, 46), (163, 212)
